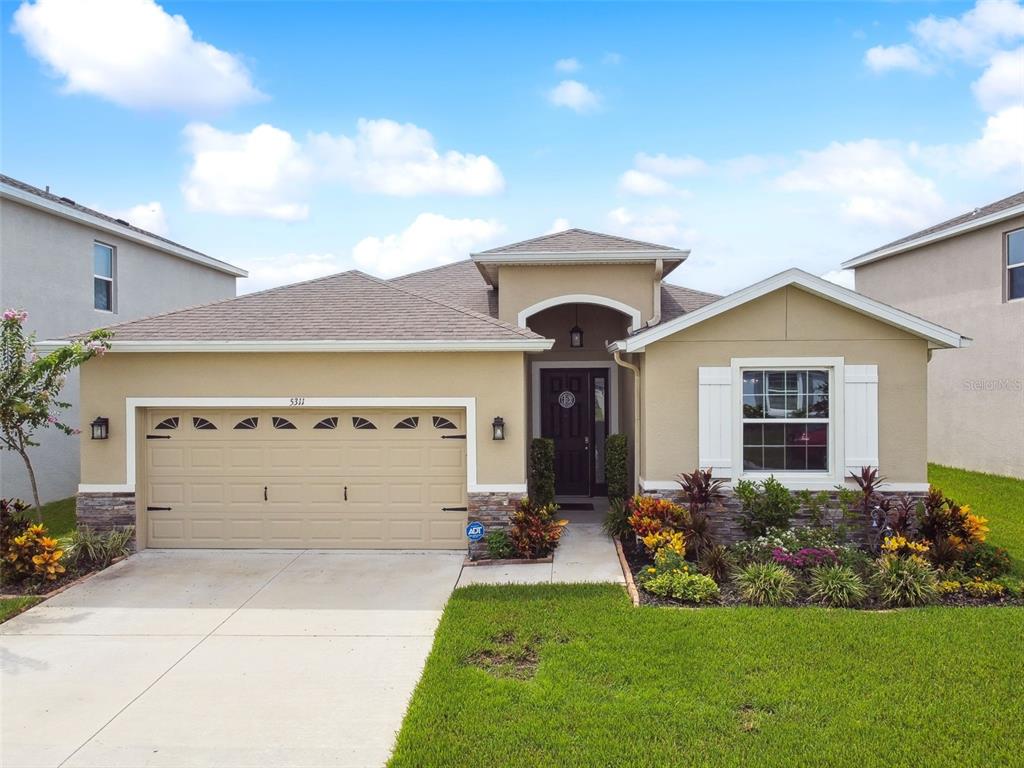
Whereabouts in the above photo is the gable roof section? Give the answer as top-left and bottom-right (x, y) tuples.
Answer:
(609, 269), (970, 352)
(390, 259), (497, 316)
(44, 270), (551, 352)
(477, 228), (682, 255)
(0, 173), (247, 278)
(843, 190), (1024, 269)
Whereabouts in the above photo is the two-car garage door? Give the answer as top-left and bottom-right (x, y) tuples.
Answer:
(143, 408), (467, 549)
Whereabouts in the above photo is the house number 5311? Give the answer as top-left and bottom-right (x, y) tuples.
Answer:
(289, 397), (305, 406)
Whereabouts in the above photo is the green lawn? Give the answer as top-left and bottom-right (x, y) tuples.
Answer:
(929, 464), (1024, 576)
(391, 584), (1023, 768)
(33, 496), (76, 537)
(0, 596), (41, 623)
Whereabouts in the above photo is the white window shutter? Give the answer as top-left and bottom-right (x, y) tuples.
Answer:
(698, 367), (733, 476)
(844, 365), (879, 475)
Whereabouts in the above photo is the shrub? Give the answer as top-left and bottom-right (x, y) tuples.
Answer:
(962, 579), (1005, 599)
(626, 495), (687, 540)
(1, 498), (31, 583)
(733, 562), (798, 606)
(644, 569), (720, 603)
(734, 476), (799, 536)
(937, 580), (962, 596)
(60, 526), (134, 569)
(508, 498), (566, 559)
(528, 439), (556, 508)
(730, 526), (838, 565)
(605, 434), (629, 501)
(795, 489), (832, 526)
(483, 530), (516, 560)
(642, 530), (686, 555)
(880, 535), (931, 559)
(994, 576), (1022, 598)
(698, 544), (734, 583)
(807, 565), (867, 607)
(601, 498), (631, 539)
(918, 487), (989, 554)
(3, 520), (65, 583)
(772, 547), (838, 570)
(873, 555), (939, 607)
(962, 542), (1013, 580)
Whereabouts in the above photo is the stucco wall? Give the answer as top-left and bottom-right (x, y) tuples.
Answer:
(0, 195), (235, 501)
(0, 198), (237, 502)
(78, 351), (528, 488)
(496, 263), (657, 327)
(642, 286), (931, 484)
(854, 215), (1024, 477)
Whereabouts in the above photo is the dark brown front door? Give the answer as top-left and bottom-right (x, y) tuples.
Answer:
(540, 368), (609, 496)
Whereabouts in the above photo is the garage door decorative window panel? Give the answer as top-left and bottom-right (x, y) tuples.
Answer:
(143, 408), (467, 550)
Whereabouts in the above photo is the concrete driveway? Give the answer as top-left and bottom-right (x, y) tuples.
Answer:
(1, 549), (464, 768)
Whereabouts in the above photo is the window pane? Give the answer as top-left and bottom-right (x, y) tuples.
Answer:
(1008, 229), (1024, 267)
(808, 370), (829, 395)
(763, 423), (785, 445)
(743, 423), (763, 445)
(1009, 265), (1024, 301)
(743, 395), (765, 418)
(94, 278), (111, 311)
(807, 447), (828, 470)
(742, 370), (764, 396)
(807, 393), (829, 417)
(785, 446), (807, 470)
(93, 243), (113, 277)
(743, 446), (764, 470)
(594, 377), (606, 484)
(763, 447), (785, 470)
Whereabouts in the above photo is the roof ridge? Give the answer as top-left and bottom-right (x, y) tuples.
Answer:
(348, 270), (540, 339)
(479, 227), (679, 254)
(389, 258), (477, 281)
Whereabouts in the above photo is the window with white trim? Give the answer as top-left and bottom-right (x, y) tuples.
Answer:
(93, 242), (115, 312)
(1007, 227), (1024, 302)
(741, 368), (830, 473)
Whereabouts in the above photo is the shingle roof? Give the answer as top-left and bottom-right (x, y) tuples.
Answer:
(660, 283), (721, 321)
(855, 190), (1024, 260)
(477, 228), (682, 254)
(0, 173), (244, 276)
(77, 270), (542, 343)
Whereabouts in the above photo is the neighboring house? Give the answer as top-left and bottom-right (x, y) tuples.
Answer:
(0, 174), (246, 503)
(48, 229), (968, 551)
(842, 192), (1024, 479)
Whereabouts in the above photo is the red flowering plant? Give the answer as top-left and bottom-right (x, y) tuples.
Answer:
(508, 498), (567, 559)
(627, 495), (690, 554)
(772, 547), (838, 570)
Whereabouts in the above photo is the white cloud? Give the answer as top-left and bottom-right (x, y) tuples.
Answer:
(547, 217), (571, 234)
(820, 269), (856, 290)
(352, 213), (504, 279)
(777, 139), (945, 229)
(607, 206), (691, 244)
(923, 105), (1024, 175)
(308, 118), (504, 196)
(240, 253), (346, 294)
(547, 80), (601, 112)
(634, 152), (708, 177)
(618, 170), (677, 196)
(864, 44), (930, 73)
(182, 119), (505, 219)
(912, 0), (1024, 62)
(106, 201), (168, 236)
(182, 123), (312, 220)
(972, 47), (1024, 111)
(12, 0), (262, 111)
(554, 57), (581, 73)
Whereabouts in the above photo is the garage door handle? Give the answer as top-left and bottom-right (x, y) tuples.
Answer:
(147, 506), (172, 512)
(264, 486), (268, 501)
(146, 434), (171, 440)
(442, 506), (468, 512)
(344, 486), (348, 501)
(441, 434), (466, 440)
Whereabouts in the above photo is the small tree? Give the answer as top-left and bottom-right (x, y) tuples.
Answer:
(0, 309), (110, 514)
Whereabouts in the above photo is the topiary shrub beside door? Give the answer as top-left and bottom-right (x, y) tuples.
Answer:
(529, 438), (556, 507)
(605, 434), (629, 501)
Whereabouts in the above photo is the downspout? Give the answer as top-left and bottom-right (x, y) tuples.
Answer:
(613, 350), (642, 495)
(645, 257), (664, 328)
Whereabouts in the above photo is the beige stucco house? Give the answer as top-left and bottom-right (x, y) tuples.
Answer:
(844, 191), (1023, 478)
(49, 229), (969, 551)
(1, 174), (246, 503)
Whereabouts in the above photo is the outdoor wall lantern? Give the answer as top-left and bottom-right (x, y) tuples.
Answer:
(492, 416), (505, 441)
(569, 304), (584, 348)
(90, 417), (109, 440)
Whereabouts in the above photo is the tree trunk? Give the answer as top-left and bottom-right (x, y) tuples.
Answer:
(17, 447), (42, 520)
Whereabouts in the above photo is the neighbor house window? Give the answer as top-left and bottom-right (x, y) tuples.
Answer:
(1007, 227), (1024, 301)
(93, 242), (115, 311)
(741, 368), (830, 473)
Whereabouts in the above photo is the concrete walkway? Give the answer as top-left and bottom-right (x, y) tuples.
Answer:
(457, 513), (625, 587)
(1, 549), (463, 768)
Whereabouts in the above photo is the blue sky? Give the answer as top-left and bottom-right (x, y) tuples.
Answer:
(2, 0), (1022, 294)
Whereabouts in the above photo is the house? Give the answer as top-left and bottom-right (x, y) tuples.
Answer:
(0, 174), (247, 503)
(842, 191), (1024, 479)
(49, 229), (968, 550)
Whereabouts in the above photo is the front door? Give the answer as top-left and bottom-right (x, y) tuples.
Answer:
(540, 368), (609, 496)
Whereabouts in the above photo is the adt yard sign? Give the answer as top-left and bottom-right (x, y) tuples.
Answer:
(466, 521), (485, 542)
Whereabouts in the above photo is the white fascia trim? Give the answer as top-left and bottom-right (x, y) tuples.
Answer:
(1, 183), (248, 278)
(608, 268), (970, 352)
(530, 361), (619, 438)
(35, 339), (555, 354)
(471, 249), (688, 263)
(842, 203), (1024, 268)
(78, 483), (134, 493)
(641, 479), (931, 493)
(518, 294), (643, 332)
(115, 396), (517, 494)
